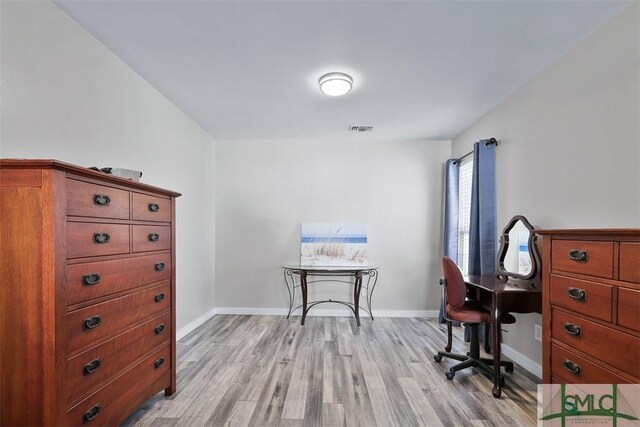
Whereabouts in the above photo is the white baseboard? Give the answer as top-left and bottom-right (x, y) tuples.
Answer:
(372, 310), (438, 318)
(502, 343), (542, 379)
(176, 307), (217, 341)
(214, 307), (289, 316)
(214, 307), (438, 318)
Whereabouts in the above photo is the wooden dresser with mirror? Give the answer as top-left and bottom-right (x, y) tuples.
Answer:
(536, 229), (640, 384)
(0, 159), (180, 426)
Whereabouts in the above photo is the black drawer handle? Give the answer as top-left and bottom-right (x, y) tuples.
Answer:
(564, 322), (582, 337)
(567, 287), (587, 301)
(93, 194), (111, 206)
(148, 203), (160, 212)
(83, 358), (102, 376)
(83, 403), (101, 423)
(154, 357), (165, 369)
(569, 249), (588, 262)
(563, 359), (581, 376)
(155, 293), (166, 303)
(82, 273), (101, 286)
(92, 233), (110, 244)
(148, 233), (160, 242)
(155, 262), (166, 272)
(83, 316), (102, 330)
(155, 323), (166, 335)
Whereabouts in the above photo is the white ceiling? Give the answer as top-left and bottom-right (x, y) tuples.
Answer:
(54, 1), (630, 141)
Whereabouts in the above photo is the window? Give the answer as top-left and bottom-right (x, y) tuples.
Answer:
(457, 156), (473, 275)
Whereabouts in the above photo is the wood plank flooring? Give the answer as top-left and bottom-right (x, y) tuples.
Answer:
(123, 315), (539, 426)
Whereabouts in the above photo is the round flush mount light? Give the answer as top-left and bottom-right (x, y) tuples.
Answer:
(318, 72), (353, 96)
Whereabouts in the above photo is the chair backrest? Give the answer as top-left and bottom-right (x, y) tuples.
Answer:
(442, 256), (466, 309)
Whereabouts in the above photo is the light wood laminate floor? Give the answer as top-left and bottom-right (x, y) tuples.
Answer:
(124, 315), (539, 426)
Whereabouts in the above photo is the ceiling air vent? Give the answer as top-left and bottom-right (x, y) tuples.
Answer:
(349, 125), (373, 132)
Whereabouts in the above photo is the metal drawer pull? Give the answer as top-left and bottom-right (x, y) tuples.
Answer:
(567, 287), (587, 301)
(155, 323), (166, 335)
(569, 249), (588, 262)
(148, 233), (160, 242)
(155, 293), (166, 303)
(564, 322), (582, 337)
(93, 194), (111, 206)
(92, 233), (110, 244)
(83, 316), (102, 330)
(154, 357), (165, 369)
(82, 273), (101, 286)
(155, 262), (166, 272)
(83, 403), (101, 423)
(148, 203), (160, 212)
(563, 359), (581, 376)
(83, 358), (102, 376)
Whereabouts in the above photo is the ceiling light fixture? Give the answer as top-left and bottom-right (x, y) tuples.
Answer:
(318, 72), (353, 96)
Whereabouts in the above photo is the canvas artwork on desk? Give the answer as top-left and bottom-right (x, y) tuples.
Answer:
(301, 223), (368, 266)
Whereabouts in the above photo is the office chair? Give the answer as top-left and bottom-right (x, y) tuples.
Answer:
(434, 256), (515, 384)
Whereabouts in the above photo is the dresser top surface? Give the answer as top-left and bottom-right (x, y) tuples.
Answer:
(535, 228), (640, 240)
(1, 158), (181, 197)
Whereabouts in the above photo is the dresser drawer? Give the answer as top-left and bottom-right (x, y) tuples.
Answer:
(551, 344), (630, 384)
(551, 240), (613, 279)
(66, 345), (170, 426)
(67, 282), (171, 353)
(618, 287), (640, 332)
(67, 223), (130, 258)
(67, 179), (130, 220)
(620, 243), (640, 284)
(66, 311), (170, 403)
(66, 254), (171, 306)
(549, 275), (612, 322)
(551, 309), (639, 378)
(132, 225), (172, 253)
(132, 193), (171, 222)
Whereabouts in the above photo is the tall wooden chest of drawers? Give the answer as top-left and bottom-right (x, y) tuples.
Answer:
(537, 229), (640, 384)
(0, 159), (181, 426)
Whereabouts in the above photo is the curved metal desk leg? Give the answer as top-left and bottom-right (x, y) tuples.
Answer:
(354, 272), (362, 327)
(300, 271), (308, 326)
(366, 269), (378, 320)
(284, 269), (296, 319)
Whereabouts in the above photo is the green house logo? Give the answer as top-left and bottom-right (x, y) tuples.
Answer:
(540, 384), (639, 426)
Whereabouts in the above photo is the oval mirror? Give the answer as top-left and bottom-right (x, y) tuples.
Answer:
(497, 215), (540, 281)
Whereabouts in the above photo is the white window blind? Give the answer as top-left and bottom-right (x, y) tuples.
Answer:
(457, 156), (473, 275)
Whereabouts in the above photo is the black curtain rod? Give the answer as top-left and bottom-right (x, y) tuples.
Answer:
(454, 137), (497, 163)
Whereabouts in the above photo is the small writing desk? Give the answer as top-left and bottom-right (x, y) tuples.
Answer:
(464, 274), (542, 398)
(282, 265), (379, 327)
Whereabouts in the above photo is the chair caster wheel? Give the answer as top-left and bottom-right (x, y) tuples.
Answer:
(499, 376), (506, 387)
(505, 365), (514, 373)
(434, 354), (443, 363)
(446, 371), (455, 381)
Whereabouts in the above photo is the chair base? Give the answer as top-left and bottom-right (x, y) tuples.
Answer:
(434, 323), (514, 386)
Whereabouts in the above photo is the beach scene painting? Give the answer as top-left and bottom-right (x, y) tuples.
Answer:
(301, 223), (368, 266)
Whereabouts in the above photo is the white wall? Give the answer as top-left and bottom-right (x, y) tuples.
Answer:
(453, 4), (639, 368)
(0, 1), (217, 331)
(215, 139), (450, 315)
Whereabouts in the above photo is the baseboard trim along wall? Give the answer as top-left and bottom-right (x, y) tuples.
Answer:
(214, 307), (438, 318)
(501, 344), (542, 379)
(177, 307), (218, 341)
(177, 307), (541, 378)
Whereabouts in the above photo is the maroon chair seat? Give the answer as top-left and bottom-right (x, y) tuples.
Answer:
(446, 301), (491, 324)
(434, 257), (515, 391)
(447, 301), (517, 324)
